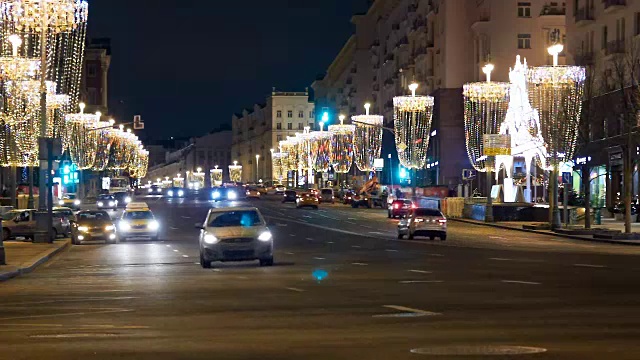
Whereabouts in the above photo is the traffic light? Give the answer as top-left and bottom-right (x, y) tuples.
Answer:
(133, 115), (144, 130)
(399, 167), (407, 179)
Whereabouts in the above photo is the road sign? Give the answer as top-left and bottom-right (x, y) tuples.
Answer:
(562, 172), (572, 184)
(133, 115), (144, 130)
(462, 169), (476, 180)
(373, 158), (384, 171)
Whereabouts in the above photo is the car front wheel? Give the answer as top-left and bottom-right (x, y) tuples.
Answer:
(259, 257), (274, 266)
(397, 233), (404, 239)
(200, 252), (211, 268)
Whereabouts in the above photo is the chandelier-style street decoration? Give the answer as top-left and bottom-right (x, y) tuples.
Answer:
(352, 103), (383, 172)
(106, 127), (128, 170)
(271, 151), (288, 183)
(528, 46), (585, 166)
(463, 64), (510, 172)
(328, 115), (355, 173)
(0, 113), (37, 166)
(296, 128), (314, 171)
(64, 102), (99, 169)
(311, 131), (331, 173)
(128, 146), (148, 179)
(0, 34), (39, 80)
(210, 166), (223, 187)
(92, 120), (113, 171)
(229, 161), (242, 183)
(0, 0), (89, 33)
(393, 83), (434, 169)
(279, 138), (297, 171)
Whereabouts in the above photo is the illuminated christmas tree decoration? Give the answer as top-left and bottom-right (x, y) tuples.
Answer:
(393, 83), (434, 169)
(64, 103), (99, 169)
(352, 103), (383, 172)
(229, 161), (242, 183)
(328, 114), (355, 173)
(210, 166), (223, 187)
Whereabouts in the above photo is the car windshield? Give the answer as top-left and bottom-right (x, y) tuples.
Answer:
(78, 211), (111, 221)
(414, 209), (442, 217)
(321, 189), (332, 195)
(208, 210), (263, 228)
(65, 194), (76, 199)
(123, 211), (154, 220)
(2, 211), (20, 220)
(55, 210), (73, 217)
(98, 195), (114, 200)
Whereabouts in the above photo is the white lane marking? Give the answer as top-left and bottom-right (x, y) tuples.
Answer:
(0, 308), (134, 321)
(574, 263), (607, 268)
(490, 258), (513, 261)
(399, 280), (443, 284)
(302, 215), (312, 218)
(408, 270), (431, 274)
(306, 238), (314, 241)
(501, 280), (541, 285)
(289, 234), (296, 237)
(285, 287), (305, 292)
(170, 227), (179, 230)
(212, 269), (222, 272)
(313, 257), (325, 260)
(284, 252), (295, 255)
(351, 245), (361, 248)
(489, 236), (506, 239)
(166, 245), (171, 247)
(369, 231), (385, 235)
(276, 223), (288, 227)
(428, 253), (444, 257)
(383, 305), (441, 316)
(316, 213), (340, 221)
(348, 218), (357, 220)
(173, 249), (179, 252)
(385, 249), (399, 252)
(182, 255), (189, 258)
(326, 241), (334, 244)
(351, 262), (368, 266)
(346, 221), (356, 225)
(181, 216), (191, 219)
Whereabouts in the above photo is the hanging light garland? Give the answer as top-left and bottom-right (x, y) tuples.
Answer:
(92, 120), (113, 171)
(271, 151), (288, 183)
(64, 102), (98, 169)
(279, 138), (297, 171)
(311, 130), (331, 173)
(106, 127), (128, 170)
(128, 146), (148, 179)
(210, 166), (223, 187)
(463, 65), (510, 172)
(296, 128), (314, 171)
(228, 161), (242, 183)
(329, 115), (355, 173)
(393, 83), (434, 169)
(352, 103), (383, 172)
(0, 0), (89, 33)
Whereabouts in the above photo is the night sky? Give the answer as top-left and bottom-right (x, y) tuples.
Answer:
(87, 0), (370, 142)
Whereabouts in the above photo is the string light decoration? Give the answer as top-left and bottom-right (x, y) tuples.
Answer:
(271, 152), (288, 183)
(352, 103), (383, 172)
(279, 138), (297, 171)
(64, 103), (98, 169)
(92, 120), (113, 171)
(393, 83), (434, 169)
(328, 115), (355, 173)
(210, 166), (223, 187)
(128, 146), (148, 179)
(463, 67), (510, 172)
(527, 64), (585, 165)
(106, 128), (128, 170)
(0, 34), (39, 80)
(311, 131), (331, 173)
(229, 161), (242, 183)
(296, 128), (314, 171)
(0, 113), (38, 166)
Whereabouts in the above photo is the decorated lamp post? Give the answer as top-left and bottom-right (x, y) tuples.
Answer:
(528, 44), (585, 228)
(64, 102), (100, 202)
(463, 64), (510, 221)
(210, 166), (223, 187)
(92, 119), (115, 172)
(352, 103), (383, 175)
(329, 114), (355, 177)
(393, 83), (434, 195)
(280, 137), (298, 187)
(229, 161), (242, 183)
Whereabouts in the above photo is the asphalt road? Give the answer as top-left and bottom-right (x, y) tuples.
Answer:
(2, 195), (640, 359)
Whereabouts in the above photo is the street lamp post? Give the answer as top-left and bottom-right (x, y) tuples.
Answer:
(255, 154), (260, 183)
(388, 154), (393, 192)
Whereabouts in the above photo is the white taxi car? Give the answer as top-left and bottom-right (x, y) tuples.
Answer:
(118, 202), (160, 241)
(397, 207), (447, 241)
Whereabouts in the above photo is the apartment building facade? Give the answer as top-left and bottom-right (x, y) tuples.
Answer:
(232, 90), (315, 183)
(314, 0), (566, 187)
(81, 38), (111, 115)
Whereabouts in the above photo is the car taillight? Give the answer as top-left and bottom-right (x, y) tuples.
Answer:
(438, 219), (447, 224)
(411, 204), (417, 209)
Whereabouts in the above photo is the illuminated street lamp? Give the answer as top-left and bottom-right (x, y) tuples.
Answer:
(255, 154), (260, 183)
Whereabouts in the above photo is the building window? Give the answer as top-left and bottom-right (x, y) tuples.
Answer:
(276, 110), (282, 118)
(517, 34), (531, 49)
(298, 123), (303, 130)
(287, 123), (292, 130)
(308, 122), (314, 128)
(309, 111), (314, 118)
(635, 12), (640, 36)
(87, 63), (98, 78)
(517, 2), (531, 17)
(87, 87), (98, 105)
(276, 123), (282, 130)
(602, 26), (608, 49)
(298, 110), (304, 118)
(277, 135), (282, 142)
(603, 118), (608, 138)
(287, 110), (293, 118)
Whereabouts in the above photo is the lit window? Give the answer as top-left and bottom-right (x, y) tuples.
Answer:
(517, 2), (531, 18)
(517, 34), (531, 49)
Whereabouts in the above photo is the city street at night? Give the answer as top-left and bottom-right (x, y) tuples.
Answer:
(2, 196), (640, 359)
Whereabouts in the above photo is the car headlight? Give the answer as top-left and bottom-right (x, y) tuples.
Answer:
(119, 221), (131, 231)
(246, 191), (251, 195)
(74, 200), (81, 205)
(105, 225), (115, 231)
(178, 190), (184, 197)
(157, 188), (162, 193)
(148, 220), (160, 230)
(228, 191), (237, 200)
(212, 191), (221, 199)
(147, 188), (152, 193)
(203, 233), (219, 244)
(257, 231), (272, 242)
(77, 226), (89, 232)
(109, 201), (115, 206)
(97, 201), (104, 207)
(125, 197), (132, 203)
(58, 200), (64, 205)
(168, 190), (174, 197)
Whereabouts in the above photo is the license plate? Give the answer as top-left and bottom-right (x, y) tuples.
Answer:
(93, 232), (104, 237)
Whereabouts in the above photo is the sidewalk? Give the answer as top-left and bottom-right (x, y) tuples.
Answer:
(451, 218), (640, 246)
(0, 239), (71, 281)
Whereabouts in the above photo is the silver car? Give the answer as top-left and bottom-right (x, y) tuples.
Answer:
(397, 208), (447, 241)
(197, 207), (274, 268)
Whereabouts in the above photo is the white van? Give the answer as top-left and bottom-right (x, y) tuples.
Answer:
(319, 188), (335, 203)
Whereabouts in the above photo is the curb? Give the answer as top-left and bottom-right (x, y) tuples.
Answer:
(449, 218), (640, 246)
(0, 239), (71, 282)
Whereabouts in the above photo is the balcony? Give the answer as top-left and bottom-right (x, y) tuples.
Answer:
(471, 13), (490, 31)
(574, 52), (595, 65)
(575, 7), (594, 26)
(540, 4), (565, 16)
(605, 39), (626, 56)
(604, 0), (626, 13)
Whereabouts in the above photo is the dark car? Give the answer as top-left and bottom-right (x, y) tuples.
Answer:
(72, 210), (117, 244)
(342, 190), (356, 205)
(388, 199), (413, 218)
(113, 192), (132, 208)
(96, 194), (118, 210)
(147, 185), (163, 196)
(282, 190), (297, 203)
(166, 187), (186, 198)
